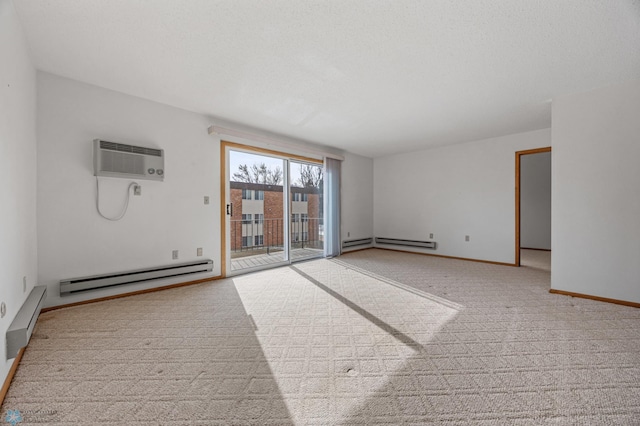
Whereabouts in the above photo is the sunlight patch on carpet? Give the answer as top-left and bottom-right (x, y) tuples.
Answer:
(232, 259), (459, 422)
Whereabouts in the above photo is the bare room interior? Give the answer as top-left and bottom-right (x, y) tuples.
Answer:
(1, 1), (639, 424)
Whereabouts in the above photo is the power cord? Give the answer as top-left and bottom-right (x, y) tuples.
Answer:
(95, 176), (139, 221)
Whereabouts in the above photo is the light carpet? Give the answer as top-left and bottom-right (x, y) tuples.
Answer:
(2, 249), (639, 425)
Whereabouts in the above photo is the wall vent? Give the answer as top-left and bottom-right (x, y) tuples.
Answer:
(60, 260), (213, 296)
(342, 238), (373, 249)
(375, 237), (437, 249)
(94, 139), (164, 181)
(6, 286), (47, 359)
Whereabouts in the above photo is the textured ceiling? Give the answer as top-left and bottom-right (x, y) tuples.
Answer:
(14, 0), (640, 157)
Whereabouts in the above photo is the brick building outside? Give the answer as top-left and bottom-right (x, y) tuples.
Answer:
(229, 181), (322, 254)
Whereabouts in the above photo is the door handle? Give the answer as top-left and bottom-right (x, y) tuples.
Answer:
(226, 203), (232, 216)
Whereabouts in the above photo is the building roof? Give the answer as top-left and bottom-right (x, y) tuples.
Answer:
(230, 181), (320, 194)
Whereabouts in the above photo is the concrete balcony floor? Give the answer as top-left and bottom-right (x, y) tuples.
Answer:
(231, 247), (323, 271)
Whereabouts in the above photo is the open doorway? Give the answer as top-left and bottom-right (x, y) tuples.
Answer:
(515, 147), (551, 268)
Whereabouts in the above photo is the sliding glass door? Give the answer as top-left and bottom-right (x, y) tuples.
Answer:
(289, 160), (324, 262)
(223, 143), (324, 275)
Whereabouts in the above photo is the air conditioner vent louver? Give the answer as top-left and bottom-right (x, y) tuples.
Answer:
(101, 150), (145, 176)
(99, 140), (162, 157)
(94, 139), (164, 181)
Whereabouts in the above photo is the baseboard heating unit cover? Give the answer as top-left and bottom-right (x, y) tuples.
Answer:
(342, 238), (373, 249)
(375, 237), (437, 249)
(6, 285), (47, 359)
(60, 259), (213, 296)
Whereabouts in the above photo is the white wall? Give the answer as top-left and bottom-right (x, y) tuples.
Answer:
(520, 151), (551, 250)
(341, 152), (374, 248)
(552, 79), (640, 304)
(0, 0), (37, 386)
(37, 73), (360, 307)
(37, 73), (219, 307)
(374, 129), (550, 264)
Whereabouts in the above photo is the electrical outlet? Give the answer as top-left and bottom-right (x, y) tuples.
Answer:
(429, 233), (434, 239)
(172, 250), (179, 260)
(197, 247), (203, 256)
(204, 196), (210, 205)
(23, 276), (26, 293)
(134, 185), (141, 196)
(465, 235), (470, 242)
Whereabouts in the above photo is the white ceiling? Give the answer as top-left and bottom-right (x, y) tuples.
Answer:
(14, 1), (640, 158)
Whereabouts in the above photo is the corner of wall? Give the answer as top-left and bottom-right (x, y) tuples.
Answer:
(0, 0), (38, 391)
(341, 152), (374, 243)
(551, 78), (640, 304)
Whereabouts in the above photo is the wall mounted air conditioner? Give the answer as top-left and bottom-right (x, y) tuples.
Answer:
(94, 139), (164, 181)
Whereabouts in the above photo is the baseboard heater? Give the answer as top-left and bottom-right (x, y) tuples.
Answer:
(6, 285), (47, 359)
(342, 237), (373, 249)
(60, 259), (213, 296)
(375, 237), (437, 249)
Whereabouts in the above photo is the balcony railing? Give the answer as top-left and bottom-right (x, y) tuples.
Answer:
(230, 217), (323, 257)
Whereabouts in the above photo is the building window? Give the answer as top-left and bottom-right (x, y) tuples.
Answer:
(302, 231), (308, 241)
(254, 213), (264, 224)
(292, 232), (299, 242)
(293, 192), (308, 202)
(242, 236), (251, 247)
(254, 190), (264, 200)
(242, 189), (252, 200)
(301, 214), (308, 223)
(292, 213), (299, 223)
(242, 214), (252, 225)
(254, 235), (264, 246)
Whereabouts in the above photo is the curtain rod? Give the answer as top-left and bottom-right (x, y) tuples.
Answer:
(208, 125), (345, 161)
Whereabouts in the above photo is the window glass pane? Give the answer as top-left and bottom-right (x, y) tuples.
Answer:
(290, 160), (324, 259)
(229, 149), (287, 272)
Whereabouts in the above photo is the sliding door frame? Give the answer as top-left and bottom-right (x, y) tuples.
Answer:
(220, 141), (323, 277)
